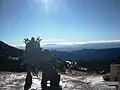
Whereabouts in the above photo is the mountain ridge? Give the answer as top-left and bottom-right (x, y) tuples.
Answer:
(16, 41), (120, 51)
(0, 41), (24, 57)
(0, 41), (120, 61)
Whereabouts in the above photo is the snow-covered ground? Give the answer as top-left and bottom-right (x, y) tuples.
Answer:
(0, 72), (117, 90)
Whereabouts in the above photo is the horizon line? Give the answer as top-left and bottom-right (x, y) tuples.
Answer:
(11, 39), (120, 47)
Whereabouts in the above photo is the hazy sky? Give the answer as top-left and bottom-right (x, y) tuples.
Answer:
(0, 0), (120, 45)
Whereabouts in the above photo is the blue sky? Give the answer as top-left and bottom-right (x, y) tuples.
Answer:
(0, 0), (120, 45)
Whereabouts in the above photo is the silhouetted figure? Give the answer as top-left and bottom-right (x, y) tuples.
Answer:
(24, 37), (42, 67)
(41, 63), (61, 90)
(23, 37), (42, 90)
(23, 37), (61, 90)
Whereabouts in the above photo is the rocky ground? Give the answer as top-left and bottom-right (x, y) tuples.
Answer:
(0, 72), (116, 90)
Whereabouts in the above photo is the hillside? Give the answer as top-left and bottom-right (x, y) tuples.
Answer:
(0, 41), (24, 57)
(0, 41), (119, 72)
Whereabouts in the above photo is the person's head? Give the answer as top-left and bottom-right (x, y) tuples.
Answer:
(31, 37), (35, 42)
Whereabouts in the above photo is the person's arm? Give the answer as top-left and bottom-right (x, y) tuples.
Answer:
(36, 37), (42, 43)
(24, 38), (30, 44)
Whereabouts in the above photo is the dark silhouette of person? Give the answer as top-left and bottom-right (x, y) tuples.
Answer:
(41, 62), (61, 90)
(24, 37), (41, 90)
(23, 37), (61, 90)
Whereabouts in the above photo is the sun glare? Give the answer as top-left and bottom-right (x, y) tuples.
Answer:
(34, 0), (67, 13)
(42, 0), (49, 12)
(37, 0), (57, 13)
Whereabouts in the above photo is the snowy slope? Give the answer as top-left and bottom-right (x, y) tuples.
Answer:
(0, 72), (116, 90)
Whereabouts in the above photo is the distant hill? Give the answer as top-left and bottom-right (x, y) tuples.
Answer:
(53, 48), (120, 61)
(0, 41), (24, 72)
(0, 41), (24, 57)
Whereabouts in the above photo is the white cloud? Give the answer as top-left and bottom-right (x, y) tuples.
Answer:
(41, 39), (67, 45)
(41, 39), (120, 45)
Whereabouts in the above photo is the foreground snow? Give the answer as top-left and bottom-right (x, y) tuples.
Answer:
(0, 72), (117, 90)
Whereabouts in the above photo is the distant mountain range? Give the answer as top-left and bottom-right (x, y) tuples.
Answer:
(16, 41), (120, 51)
(0, 41), (120, 61)
(53, 48), (120, 61)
